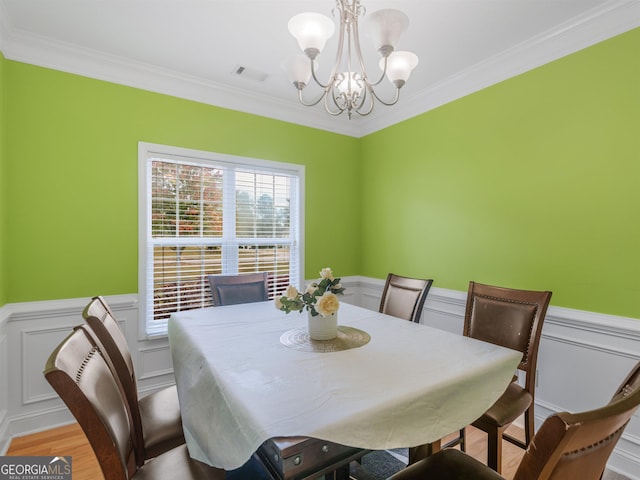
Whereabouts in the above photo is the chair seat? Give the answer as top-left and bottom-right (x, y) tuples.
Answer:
(139, 385), (185, 458)
(133, 444), (225, 480)
(474, 382), (533, 428)
(392, 449), (503, 480)
(134, 444), (272, 480)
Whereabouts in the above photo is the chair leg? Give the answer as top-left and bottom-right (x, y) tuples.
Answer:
(460, 427), (467, 452)
(505, 407), (534, 450)
(524, 406), (534, 446)
(486, 426), (503, 474)
(408, 439), (441, 466)
(333, 464), (350, 480)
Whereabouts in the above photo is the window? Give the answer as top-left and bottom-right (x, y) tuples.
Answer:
(139, 143), (304, 336)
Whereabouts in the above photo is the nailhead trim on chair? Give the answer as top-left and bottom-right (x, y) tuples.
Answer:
(565, 426), (622, 456)
(76, 347), (100, 384)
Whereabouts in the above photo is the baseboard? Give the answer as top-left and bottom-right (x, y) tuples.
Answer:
(6, 406), (75, 441)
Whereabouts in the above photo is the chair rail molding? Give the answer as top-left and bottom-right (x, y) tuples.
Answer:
(0, 281), (638, 479)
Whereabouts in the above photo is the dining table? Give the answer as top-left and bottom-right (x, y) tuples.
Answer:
(168, 301), (522, 478)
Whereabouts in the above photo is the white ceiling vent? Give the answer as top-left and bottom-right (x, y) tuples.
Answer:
(232, 65), (269, 82)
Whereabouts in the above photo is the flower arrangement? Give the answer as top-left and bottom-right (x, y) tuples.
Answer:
(276, 267), (346, 317)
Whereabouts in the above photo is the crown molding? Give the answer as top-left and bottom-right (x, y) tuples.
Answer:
(0, 0), (638, 138)
(0, 21), (362, 137)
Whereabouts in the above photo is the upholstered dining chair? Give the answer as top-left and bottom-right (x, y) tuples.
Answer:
(208, 272), (269, 306)
(44, 326), (270, 480)
(379, 273), (433, 323)
(391, 360), (640, 480)
(430, 281), (552, 473)
(82, 296), (184, 466)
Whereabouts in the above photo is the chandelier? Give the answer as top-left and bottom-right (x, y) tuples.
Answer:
(281, 0), (418, 119)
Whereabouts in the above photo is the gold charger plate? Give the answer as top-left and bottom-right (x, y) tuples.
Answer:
(280, 326), (371, 353)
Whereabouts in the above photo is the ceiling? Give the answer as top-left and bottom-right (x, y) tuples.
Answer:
(0, 0), (638, 137)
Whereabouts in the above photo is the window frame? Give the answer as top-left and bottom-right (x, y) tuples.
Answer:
(138, 142), (305, 338)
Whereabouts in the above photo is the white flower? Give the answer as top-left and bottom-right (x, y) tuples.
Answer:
(286, 284), (299, 300)
(316, 291), (340, 317)
(274, 296), (284, 310)
(319, 267), (334, 281)
(305, 283), (317, 295)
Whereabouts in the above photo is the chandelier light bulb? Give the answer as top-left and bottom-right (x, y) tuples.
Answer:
(335, 72), (364, 96)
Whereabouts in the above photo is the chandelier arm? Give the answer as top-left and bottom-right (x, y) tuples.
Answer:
(369, 86), (401, 107)
(354, 88), (375, 117)
(310, 60), (331, 90)
(351, 17), (387, 89)
(368, 55), (388, 87)
(330, 88), (350, 113)
(353, 82), (368, 109)
(324, 90), (347, 116)
(315, 3), (348, 92)
(297, 88), (330, 108)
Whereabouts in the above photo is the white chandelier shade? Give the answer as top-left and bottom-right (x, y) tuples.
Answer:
(282, 0), (419, 119)
(281, 54), (317, 87)
(365, 9), (410, 55)
(287, 13), (336, 58)
(381, 51), (419, 87)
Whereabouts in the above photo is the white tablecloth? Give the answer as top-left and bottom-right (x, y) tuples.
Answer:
(168, 302), (521, 470)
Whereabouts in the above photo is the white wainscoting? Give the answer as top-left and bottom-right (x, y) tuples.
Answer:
(0, 279), (638, 479)
(0, 307), (9, 455)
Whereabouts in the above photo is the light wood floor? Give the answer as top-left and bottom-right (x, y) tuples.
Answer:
(5, 423), (629, 479)
(6, 423), (103, 480)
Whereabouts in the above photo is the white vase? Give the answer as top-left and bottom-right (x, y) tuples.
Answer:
(307, 311), (338, 340)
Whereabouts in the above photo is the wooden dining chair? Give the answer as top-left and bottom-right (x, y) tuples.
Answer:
(44, 326), (270, 480)
(208, 272), (269, 306)
(82, 296), (185, 466)
(392, 360), (640, 480)
(431, 281), (552, 473)
(379, 273), (433, 323)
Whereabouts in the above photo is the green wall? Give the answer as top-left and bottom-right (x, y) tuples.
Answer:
(360, 28), (640, 318)
(4, 63), (361, 303)
(2, 28), (639, 319)
(0, 51), (6, 306)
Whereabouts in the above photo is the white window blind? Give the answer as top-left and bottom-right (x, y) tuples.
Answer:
(139, 143), (303, 336)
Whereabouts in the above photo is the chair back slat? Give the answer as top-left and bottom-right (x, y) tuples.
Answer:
(208, 272), (269, 306)
(379, 273), (433, 323)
